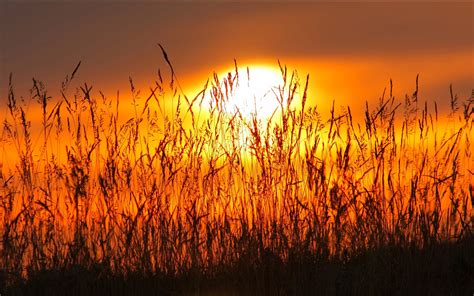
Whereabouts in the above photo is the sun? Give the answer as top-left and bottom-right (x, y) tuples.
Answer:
(216, 66), (284, 120)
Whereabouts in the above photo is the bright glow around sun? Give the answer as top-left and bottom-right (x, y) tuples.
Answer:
(214, 66), (284, 120)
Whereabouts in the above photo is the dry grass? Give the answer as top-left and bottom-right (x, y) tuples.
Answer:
(0, 48), (473, 295)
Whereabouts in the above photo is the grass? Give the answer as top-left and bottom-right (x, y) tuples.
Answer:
(0, 47), (473, 295)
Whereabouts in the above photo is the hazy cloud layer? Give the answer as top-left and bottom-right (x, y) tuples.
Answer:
(1, 2), (472, 102)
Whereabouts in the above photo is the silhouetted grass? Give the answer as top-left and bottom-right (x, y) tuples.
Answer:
(0, 47), (472, 295)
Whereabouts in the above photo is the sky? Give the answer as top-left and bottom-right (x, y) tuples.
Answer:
(1, 2), (472, 117)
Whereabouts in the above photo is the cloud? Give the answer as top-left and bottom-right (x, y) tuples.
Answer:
(1, 2), (471, 100)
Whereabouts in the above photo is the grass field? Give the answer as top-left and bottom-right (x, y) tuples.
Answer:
(0, 51), (473, 295)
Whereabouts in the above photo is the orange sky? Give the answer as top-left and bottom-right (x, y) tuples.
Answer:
(0, 2), (472, 119)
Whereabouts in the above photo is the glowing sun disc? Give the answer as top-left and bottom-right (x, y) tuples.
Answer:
(220, 66), (283, 119)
